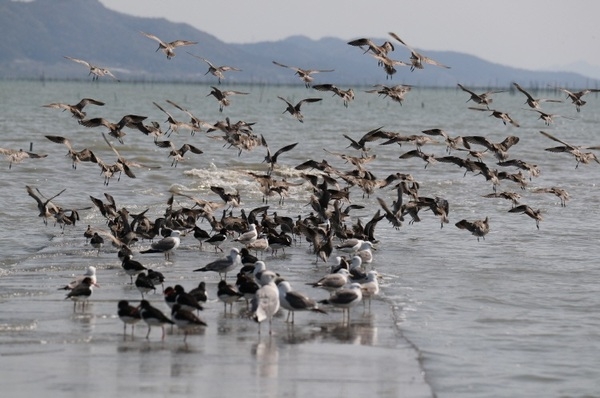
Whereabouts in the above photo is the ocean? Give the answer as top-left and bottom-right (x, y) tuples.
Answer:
(1, 79), (599, 397)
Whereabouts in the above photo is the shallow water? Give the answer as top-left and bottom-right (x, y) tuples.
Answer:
(1, 80), (600, 397)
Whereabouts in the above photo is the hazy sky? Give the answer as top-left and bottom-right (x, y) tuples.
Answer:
(99, 0), (600, 74)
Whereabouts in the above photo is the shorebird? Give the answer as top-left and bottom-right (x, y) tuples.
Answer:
(347, 37), (395, 59)
(193, 247), (242, 280)
(45, 135), (96, 169)
(250, 271), (280, 335)
(147, 269), (166, 292)
(207, 86), (249, 112)
(188, 281), (208, 304)
(65, 276), (96, 312)
(513, 83), (562, 109)
(388, 32), (450, 71)
(260, 135), (298, 175)
(539, 130), (600, 168)
(140, 31), (197, 59)
(455, 217), (490, 241)
(318, 282), (363, 323)
(26, 185), (65, 225)
(497, 158), (540, 180)
(187, 52), (242, 83)
(398, 148), (437, 169)
(0, 147), (47, 169)
(277, 96), (322, 123)
(79, 114), (148, 144)
(101, 132), (159, 173)
(154, 140), (203, 167)
(532, 187), (570, 207)
(312, 84), (355, 107)
(64, 56), (119, 81)
(42, 97), (105, 120)
(171, 304), (207, 342)
(342, 126), (387, 152)
(365, 84), (412, 105)
(152, 101), (197, 136)
(172, 285), (204, 314)
(457, 84), (504, 108)
(508, 204), (543, 229)
(58, 266), (97, 291)
(139, 229), (182, 261)
(525, 108), (575, 126)
(138, 299), (175, 340)
(277, 280), (326, 324)
(482, 191), (521, 208)
(164, 99), (213, 134)
(217, 280), (244, 314)
(204, 228), (228, 252)
(118, 300), (141, 338)
(468, 107), (520, 127)
(272, 60), (334, 87)
(421, 128), (465, 153)
(135, 272), (156, 299)
(557, 87), (600, 112)
(210, 185), (241, 208)
(121, 254), (147, 284)
(462, 135), (520, 161)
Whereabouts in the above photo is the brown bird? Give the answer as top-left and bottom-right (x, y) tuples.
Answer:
(313, 84), (355, 107)
(42, 98), (105, 120)
(79, 114), (148, 144)
(207, 86), (249, 112)
(277, 96), (322, 122)
(462, 135), (520, 161)
(508, 204), (543, 229)
(272, 61), (334, 87)
(44, 135), (96, 169)
(64, 56), (119, 81)
(154, 140), (203, 167)
(526, 108), (574, 126)
(468, 107), (520, 127)
(140, 31), (197, 59)
(513, 83), (562, 109)
(539, 130), (600, 168)
(455, 217), (490, 241)
(457, 84), (504, 108)
(0, 147), (47, 169)
(532, 187), (570, 207)
(187, 52), (241, 83)
(365, 84), (412, 105)
(389, 32), (450, 71)
(557, 87), (600, 112)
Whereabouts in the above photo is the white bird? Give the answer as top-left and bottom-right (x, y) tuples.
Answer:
(277, 281), (326, 324)
(319, 283), (363, 323)
(193, 248), (241, 280)
(65, 276), (96, 312)
(140, 31), (197, 59)
(308, 268), (350, 294)
(233, 223), (258, 246)
(58, 266), (97, 290)
(335, 238), (365, 254)
(250, 271), (280, 335)
(140, 229), (181, 261)
(359, 271), (380, 310)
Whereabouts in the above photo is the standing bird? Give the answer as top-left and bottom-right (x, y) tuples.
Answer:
(204, 228), (228, 253)
(217, 280), (244, 314)
(135, 272), (156, 299)
(140, 31), (197, 59)
(250, 271), (280, 335)
(277, 96), (322, 123)
(118, 300), (141, 338)
(121, 254), (147, 284)
(140, 230), (182, 261)
(318, 283), (363, 323)
(138, 299), (175, 340)
(171, 304), (207, 342)
(187, 52), (242, 83)
(89, 232), (104, 256)
(194, 248), (242, 280)
(261, 135), (298, 175)
(272, 61), (334, 87)
(65, 277), (96, 312)
(359, 271), (380, 310)
(455, 217), (490, 241)
(277, 281), (326, 324)
(147, 269), (166, 292)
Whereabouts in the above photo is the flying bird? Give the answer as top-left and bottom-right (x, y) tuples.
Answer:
(272, 61), (334, 88)
(312, 84), (355, 107)
(513, 83), (562, 109)
(64, 56), (119, 81)
(42, 97), (105, 120)
(277, 96), (322, 122)
(207, 86), (249, 112)
(187, 52), (241, 83)
(140, 31), (197, 59)
(557, 87), (600, 112)
(260, 135), (298, 175)
(457, 84), (504, 108)
(388, 32), (450, 71)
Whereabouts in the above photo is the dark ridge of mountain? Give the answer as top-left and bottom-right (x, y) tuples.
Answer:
(1, 0), (598, 88)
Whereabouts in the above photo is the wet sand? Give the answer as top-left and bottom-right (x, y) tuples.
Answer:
(1, 249), (432, 398)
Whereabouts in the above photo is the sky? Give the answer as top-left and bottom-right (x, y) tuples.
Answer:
(99, 0), (600, 78)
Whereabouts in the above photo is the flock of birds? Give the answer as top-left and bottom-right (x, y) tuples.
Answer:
(7, 30), (600, 342)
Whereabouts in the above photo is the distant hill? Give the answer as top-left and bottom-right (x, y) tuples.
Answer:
(1, 0), (598, 88)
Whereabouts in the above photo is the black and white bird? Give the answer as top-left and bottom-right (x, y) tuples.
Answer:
(171, 304), (207, 342)
(140, 230), (182, 261)
(118, 300), (141, 338)
(277, 280), (326, 324)
(193, 248), (242, 280)
(138, 299), (175, 340)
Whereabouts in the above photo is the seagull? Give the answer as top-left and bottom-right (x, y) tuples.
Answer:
(513, 83), (562, 109)
(457, 84), (504, 108)
(277, 280), (326, 324)
(170, 304), (207, 342)
(308, 268), (350, 293)
(388, 32), (450, 71)
(277, 96), (322, 123)
(140, 31), (197, 59)
(117, 300), (141, 338)
(455, 217), (490, 241)
(272, 61), (334, 87)
(42, 97), (105, 120)
(187, 52), (242, 83)
(138, 299), (175, 340)
(312, 84), (355, 107)
(359, 271), (380, 310)
(318, 282), (363, 323)
(207, 86), (249, 112)
(233, 223), (258, 246)
(250, 271), (280, 335)
(193, 247), (241, 280)
(0, 147), (47, 169)
(58, 266), (97, 291)
(139, 229), (182, 261)
(64, 56), (119, 81)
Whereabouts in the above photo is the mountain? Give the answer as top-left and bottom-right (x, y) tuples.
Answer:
(1, 0), (598, 88)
